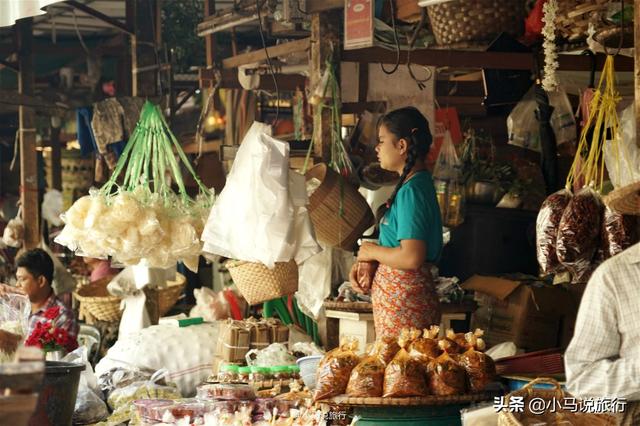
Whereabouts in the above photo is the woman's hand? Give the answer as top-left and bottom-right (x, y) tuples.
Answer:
(349, 263), (366, 294)
(357, 242), (379, 262)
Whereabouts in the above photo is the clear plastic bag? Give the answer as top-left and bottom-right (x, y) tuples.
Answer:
(536, 189), (573, 275)
(313, 339), (360, 401)
(0, 293), (30, 362)
(356, 261), (378, 294)
(427, 341), (467, 396)
(508, 87), (577, 152)
(604, 104), (640, 189)
(433, 131), (465, 227)
(382, 330), (429, 398)
(346, 355), (385, 397)
(371, 335), (400, 365)
(556, 187), (603, 283)
(600, 207), (639, 260)
(408, 326), (441, 361)
(458, 333), (496, 393)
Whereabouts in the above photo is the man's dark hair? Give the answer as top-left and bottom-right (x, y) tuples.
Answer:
(16, 248), (54, 285)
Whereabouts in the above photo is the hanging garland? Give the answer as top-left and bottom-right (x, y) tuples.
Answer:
(541, 0), (559, 92)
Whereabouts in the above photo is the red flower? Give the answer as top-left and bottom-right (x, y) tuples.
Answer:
(43, 306), (61, 320)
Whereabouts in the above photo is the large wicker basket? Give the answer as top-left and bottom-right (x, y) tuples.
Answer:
(498, 378), (616, 426)
(74, 273), (186, 323)
(425, 0), (526, 46)
(226, 259), (298, 306)
(305, 163), (374, 251)
(555, 0), (610, 42)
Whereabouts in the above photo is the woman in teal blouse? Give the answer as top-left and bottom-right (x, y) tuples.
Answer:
(350, 107), (443, 337)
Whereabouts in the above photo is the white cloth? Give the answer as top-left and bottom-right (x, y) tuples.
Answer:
(565, 242), (640, 407)
(0, 1), (63, 28)
(201, 122), (320, 267)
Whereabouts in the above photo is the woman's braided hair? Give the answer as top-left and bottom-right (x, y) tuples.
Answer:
(376, 107), (433, 222)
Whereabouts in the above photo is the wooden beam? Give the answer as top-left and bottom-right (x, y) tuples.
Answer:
(64, 1), (133, 34)
(635, 0), (640, 147)
(305, 0), (343, 13)
(311, 12), (341, 162)
(50, 127), (62, 191)
(16, 18), (40, 250)
(0, 43), (122, 56)
(204, 0), (216, 67)
(200, 67), (306, 91)
(0, 58), (18, 72)
(222, 38), (311, 69)
(341, 48), (634, 72)
(0, 90), (68, 114)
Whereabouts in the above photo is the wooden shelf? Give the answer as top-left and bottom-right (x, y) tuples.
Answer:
(199, 68), (306, 91)
(222, 38), (310, 70)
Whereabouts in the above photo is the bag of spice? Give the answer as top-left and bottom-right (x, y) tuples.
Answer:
(408, 326), (441, 362)
(536, 189), (573, 275)
(346, 355), (385, 397)
(370, 334), (400, 365)
(313, 339), (360, 402)
(427, 340), (467, 396)
(458, 332), (496, 392)
(556, 187), (603, 283)
(382, 329), (429, 397)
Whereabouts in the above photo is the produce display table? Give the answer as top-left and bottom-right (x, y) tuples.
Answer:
(322, 393), (494, 426)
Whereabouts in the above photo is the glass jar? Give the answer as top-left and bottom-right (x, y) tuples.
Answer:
(271, 366), (291, 381)
(237, 366), (251, 383)
(217, 364), (239, 383)
(249, 366), (270, 382)
(287, 365), (300, 380)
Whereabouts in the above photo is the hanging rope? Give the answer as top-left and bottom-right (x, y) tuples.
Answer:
(255, 0), (280, 124)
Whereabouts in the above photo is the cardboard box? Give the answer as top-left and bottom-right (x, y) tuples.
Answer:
(462, 275), (579, 351)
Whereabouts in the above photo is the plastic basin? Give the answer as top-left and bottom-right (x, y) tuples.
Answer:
(29, 361), (85, 426)
(296, 355), (322, 390)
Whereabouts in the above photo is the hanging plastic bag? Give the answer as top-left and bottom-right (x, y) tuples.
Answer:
(382, 329), (429, 398)
(458, 333), (496, 393)
(433, 131), (465, 227)
(556, 187), (604, 283)
(536, 189), (573, 275)
(604, 104), (640, 189)
(346, 355), (385, 397)
(427, 340), (467, 396)
(508, 86), (577, 152)
(0, 293), (30, 362)
(600, 207), (639, 260)
(313, 339), (360, 401)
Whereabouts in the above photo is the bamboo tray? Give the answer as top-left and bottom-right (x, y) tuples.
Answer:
(326, 392), (492, 407)
(323, 301), (373, 313)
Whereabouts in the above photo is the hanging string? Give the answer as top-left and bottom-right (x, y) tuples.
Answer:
(380, 0), (401, 75)
(72, 10), (90, 54)
(255, 0), (280, 124)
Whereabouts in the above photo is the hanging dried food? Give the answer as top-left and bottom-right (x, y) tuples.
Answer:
(313, 339), (360, 402)
(601, 207), (639, 259)
(346, 355), (385, 397)
(536, 189), (572, 275)
(556, 187), (603, 283)
(382, 329), (429, 398)
(371, 334), (400, 365)
(458, 332), (496, 392)
(408, 326), (441, 361)
(427, 341), (467, 396)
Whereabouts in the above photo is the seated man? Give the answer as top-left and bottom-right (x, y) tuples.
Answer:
(0, 248), (78, 355)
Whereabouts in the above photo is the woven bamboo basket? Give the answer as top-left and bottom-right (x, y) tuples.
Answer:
(305, 164), (374, 251)
(226, 259), (298, 306)
(425, 0), (526, 45)
(555, 0), (610, 42)
(74, 273), (186, 323)
(498, 378), (616, 426)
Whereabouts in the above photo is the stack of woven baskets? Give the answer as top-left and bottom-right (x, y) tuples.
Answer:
(74, 274), (186, 324)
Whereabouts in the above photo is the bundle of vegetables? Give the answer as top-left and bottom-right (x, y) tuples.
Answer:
(55, 101), (213, 272)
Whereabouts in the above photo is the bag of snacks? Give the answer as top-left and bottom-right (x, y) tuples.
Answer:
(371, 334), (400, 365)
(536, 189), (572, 275)
(313, 339), (360, 401)
(427, 340), (467, 396)
(0, 293), (30, 363)
(458, 332), (496, 392)
(601, 207), (638, 259)
(382, 330), (429, 398)
(346, 355), (385, 397)
(356, 261), (379, 293)
(556, 187), (603, 283)
(408, 326), (441, 361)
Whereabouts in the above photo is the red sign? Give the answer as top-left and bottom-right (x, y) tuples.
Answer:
(344, 0), (374, 50)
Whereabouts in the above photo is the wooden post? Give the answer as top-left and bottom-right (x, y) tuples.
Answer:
(131, 0), (160, 97)
(50, 125), (62, 191)
(635, 0), (640, 146)
(204, 0), (216, 67)
(16, 18), (40, 249)
(310, 11), (341, 162)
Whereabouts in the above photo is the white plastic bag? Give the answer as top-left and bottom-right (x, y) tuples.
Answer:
(508, 86), (577, 152)
(42, 189), (64, 226)
(201, 122), (320, 267)
(604, 104), (640, 189)
(63, 347), (109, 424)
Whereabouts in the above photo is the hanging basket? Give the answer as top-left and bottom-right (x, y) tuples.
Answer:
(498, 378), (617, 426)
(424, 0), (526, 46)
(226, 259), (298, 306)
(305, 163), (375, 251)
